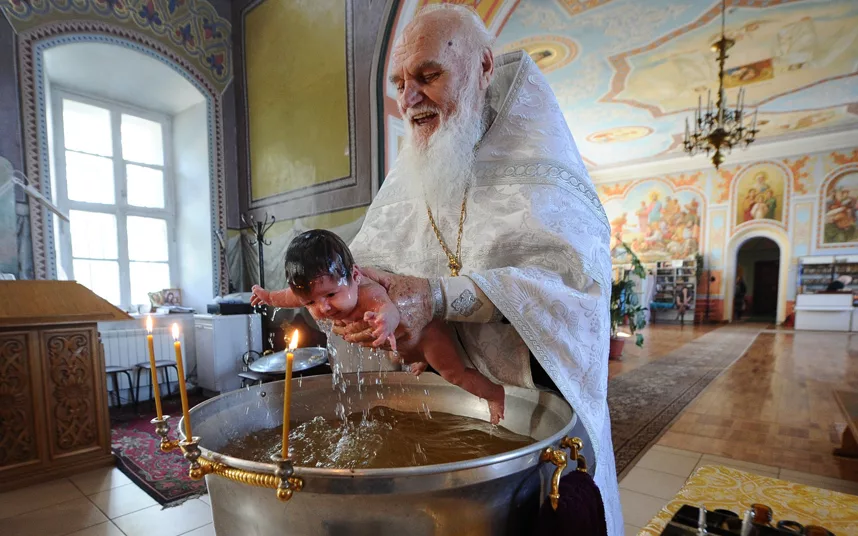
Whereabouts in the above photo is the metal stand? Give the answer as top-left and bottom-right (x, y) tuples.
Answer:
(241, 213), (275, 288)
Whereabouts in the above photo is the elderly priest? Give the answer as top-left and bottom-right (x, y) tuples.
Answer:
(336, 5), (622, 533)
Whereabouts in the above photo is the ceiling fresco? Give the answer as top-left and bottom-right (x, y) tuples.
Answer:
(489, 0), (858, 169)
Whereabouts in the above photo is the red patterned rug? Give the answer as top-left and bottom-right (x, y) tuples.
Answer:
(111, 394), (210, 507)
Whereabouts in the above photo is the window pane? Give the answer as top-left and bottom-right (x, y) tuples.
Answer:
(130, 262), (170, 305)
(66, 151), (115, 204)
(73, 259), (120, 304)
(69, 210), (118, 259)
(127, 216), (168, 262)
(121, 114), (164, 165)
(126, 165), (164, 208)
(63, 99), (112, 156)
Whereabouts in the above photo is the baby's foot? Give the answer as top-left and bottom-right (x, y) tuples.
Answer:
(487, 385), (505, 425)
(410, 361), (428, 376)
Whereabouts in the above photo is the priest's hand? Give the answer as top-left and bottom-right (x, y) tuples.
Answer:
(333, 267), (432, 351)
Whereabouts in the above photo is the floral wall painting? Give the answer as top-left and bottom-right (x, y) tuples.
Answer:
(734, 164), (787, 227)
(822, 170), (858, 245)
(604, 180), (703, 264)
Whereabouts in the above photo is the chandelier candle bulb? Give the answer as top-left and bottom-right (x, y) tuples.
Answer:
(172, 323), (192, 439)
(145, 315), (164, 419)
(282, 329), (299, 458)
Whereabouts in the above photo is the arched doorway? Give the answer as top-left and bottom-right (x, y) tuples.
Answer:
(734, 237), (781, 321)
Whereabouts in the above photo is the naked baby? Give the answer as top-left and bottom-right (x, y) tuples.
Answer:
(250, 229), (505, 423)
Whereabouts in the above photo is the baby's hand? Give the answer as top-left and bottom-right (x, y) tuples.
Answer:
(250, 285), (271, 306)
(364, 311), (397, 350)
(409, 361), (428, 376)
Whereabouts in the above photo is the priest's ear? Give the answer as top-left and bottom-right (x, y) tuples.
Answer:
(478, 47), (494, 91)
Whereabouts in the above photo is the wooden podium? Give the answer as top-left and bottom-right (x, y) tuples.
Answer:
(0, 281), (130, 491)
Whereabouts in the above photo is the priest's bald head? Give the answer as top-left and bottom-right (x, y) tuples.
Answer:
(389, 5), (495, 209)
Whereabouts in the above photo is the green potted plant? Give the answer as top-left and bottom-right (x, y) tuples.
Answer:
(610, 243), (647, 360)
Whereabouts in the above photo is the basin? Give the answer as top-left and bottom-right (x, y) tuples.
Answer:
(185, 372), (576, 536)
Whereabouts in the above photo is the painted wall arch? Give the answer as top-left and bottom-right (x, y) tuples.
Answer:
(724, 225), (791, 324)
(730, 160), (791, 234)
(10, 17), (230, 294)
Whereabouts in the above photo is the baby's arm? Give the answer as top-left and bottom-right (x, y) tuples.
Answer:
(250, 285), (302, 308)
(360, 282), (401, 349)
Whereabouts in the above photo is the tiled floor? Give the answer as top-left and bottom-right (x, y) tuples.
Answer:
(657, 330), (858, 480)
(0, 467), (213, 536)
(618, 444), (858, 535)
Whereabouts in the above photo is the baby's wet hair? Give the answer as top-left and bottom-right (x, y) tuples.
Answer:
(285, 229), (355, 292)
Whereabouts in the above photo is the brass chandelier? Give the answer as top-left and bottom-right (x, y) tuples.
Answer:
(683, 0), (758, 169)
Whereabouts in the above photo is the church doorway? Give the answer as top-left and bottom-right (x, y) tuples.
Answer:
(735, 237), (781, 321)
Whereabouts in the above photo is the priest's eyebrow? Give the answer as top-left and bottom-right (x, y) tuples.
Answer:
(389, 61), (444, 85)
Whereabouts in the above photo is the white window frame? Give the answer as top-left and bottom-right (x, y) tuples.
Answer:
(50, 86), (177, 309)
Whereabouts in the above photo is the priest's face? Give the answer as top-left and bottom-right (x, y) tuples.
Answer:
(390, 21), (478, 148)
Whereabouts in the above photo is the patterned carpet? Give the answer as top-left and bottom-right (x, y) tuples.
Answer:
(111, 394), (210, 507)
(609, 325), (762, 478)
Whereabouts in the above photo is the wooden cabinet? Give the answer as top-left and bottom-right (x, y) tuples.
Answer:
(0, 281), (129, 491)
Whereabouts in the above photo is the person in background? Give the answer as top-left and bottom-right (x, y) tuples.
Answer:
(826, 275), (853, 292)
(734, 274), (747, 320)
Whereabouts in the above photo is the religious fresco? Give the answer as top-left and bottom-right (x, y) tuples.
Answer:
(734, 165), (787, 227)
(410, 0), (858, 170)
(501, 35), (578, 74)
(755, 107), (853, 139)
(607, 2), (858, 116)
(381, 0), (858, 171)
(603, 181), (703, 264)
(245, 0), (350, 202)
(822, 171), (858, 245)
(586, 126), (651, 144)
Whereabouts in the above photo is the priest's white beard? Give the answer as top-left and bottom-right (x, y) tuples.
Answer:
(397, 81), (485, 221)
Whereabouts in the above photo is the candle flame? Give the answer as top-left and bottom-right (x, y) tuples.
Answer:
(172, 323), (180, 341)
(146, 315), (153, 334)
(288, 329), (299, 351)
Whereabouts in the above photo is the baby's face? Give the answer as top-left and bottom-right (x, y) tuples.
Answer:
(296, 271), (360, 321)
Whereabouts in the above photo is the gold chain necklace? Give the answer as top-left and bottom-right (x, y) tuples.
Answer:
(426, 186), (469, 277)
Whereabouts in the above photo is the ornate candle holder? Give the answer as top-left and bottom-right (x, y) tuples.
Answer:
(152, 414), (304, 502)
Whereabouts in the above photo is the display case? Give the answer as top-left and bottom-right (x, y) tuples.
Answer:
(798, 255), (858, 295)
(651, 259), (697, 324)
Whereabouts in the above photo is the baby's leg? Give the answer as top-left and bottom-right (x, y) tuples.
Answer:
(419, 321), (505, 424)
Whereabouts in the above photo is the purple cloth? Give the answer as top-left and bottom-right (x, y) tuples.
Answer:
(533, 471), (608, 535)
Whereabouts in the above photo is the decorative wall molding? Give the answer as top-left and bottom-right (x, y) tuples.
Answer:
(17, 23), (228, 295)
(1, 0), (233, 94)
(235, 0), (386, 222)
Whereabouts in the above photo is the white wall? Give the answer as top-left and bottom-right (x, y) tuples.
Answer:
(173, 102), (213, 311)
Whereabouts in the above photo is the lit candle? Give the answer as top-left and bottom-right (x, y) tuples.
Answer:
(172, 323), (192, 439)
(145, 315), (163, 419)
(282, 329), (299, 458)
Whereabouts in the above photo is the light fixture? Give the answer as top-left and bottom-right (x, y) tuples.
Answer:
(683, 0), (758, 169)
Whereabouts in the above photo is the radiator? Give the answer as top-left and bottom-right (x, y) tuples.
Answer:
(101, 327), (187, 404)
